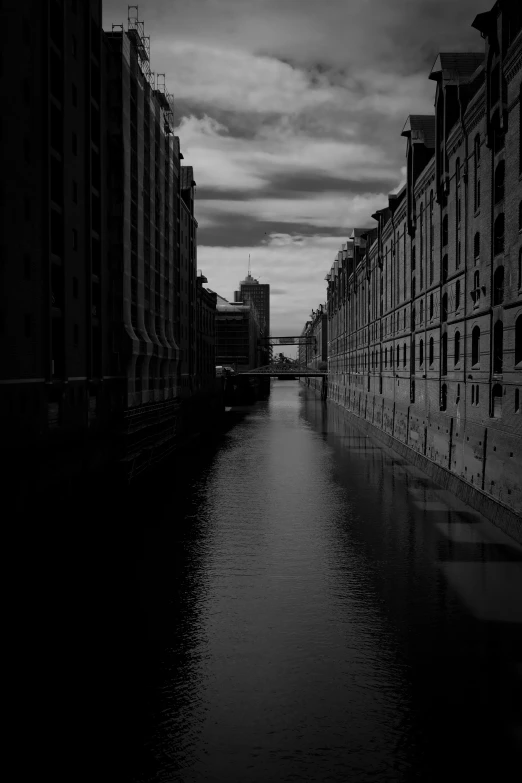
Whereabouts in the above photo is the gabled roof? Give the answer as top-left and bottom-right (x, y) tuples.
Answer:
(429, 52), (485, 82)
(401, 115), (435, 148)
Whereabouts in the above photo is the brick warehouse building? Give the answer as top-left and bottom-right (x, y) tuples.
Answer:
(0, 1), (116, 472)
(298, 305), (328, 396)
(0, 2), (220, 491)
(321, 1), (522, 536)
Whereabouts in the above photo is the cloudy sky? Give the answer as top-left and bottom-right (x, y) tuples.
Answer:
(103, 0), (485, 338)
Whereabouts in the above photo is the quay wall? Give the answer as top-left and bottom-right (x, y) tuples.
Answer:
(303, 377), (521, 543)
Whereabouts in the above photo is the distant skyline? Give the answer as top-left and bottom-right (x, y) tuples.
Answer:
(103, 0), (486, 336)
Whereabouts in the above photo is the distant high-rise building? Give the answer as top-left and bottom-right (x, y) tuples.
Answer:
(234, 271), (270, 365)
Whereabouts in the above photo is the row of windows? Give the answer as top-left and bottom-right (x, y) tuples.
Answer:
(332, 315), (522, 373)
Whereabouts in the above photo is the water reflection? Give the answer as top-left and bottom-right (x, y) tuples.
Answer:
(137, 382), (522, 782)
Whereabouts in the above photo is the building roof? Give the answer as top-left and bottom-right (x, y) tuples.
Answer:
(401, 116), (435, 147)
(429, 52), (485, 82)
(181, 165), (196, 189)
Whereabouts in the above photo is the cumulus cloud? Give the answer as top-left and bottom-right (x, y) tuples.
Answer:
(101, 0), (486, 329)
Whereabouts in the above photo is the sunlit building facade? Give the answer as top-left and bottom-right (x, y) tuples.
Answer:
(323, 1), (522, 526)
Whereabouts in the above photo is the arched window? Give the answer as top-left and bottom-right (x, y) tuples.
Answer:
(516, 315), (522, 365)
(442, 332), (447, 375)
(455, 280), (461, 311)
(493, 266), (504, 305)
(494, 214), (504, 255)
(429, 336), (434, 366)
(419, 339), (424, 366)
(440, 383), (447, 411)
(442, 254), (448, 282)
(396, 344), (400, 367)
(493, 320), (503, 374)
(454, 331), (461, 365)
(494, 160), (505, 203)
(442, 293), (448, 322)
(472, 326), (480, 367)
(474, 232), (480, 263)
(442, 215), (448, 246)
(385, 347), (388, 368)
(515, 388), (520, 413)
(492, 384), (503, 418)
(412, 276), (416, 299)
(403, 343), (407, 367)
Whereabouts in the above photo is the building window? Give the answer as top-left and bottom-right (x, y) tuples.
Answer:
(456, 383), (461, 405)
(454, 331), (460, 365)
(412, 276), (416, 299)
(442, 254), (448, 282)
(472, 326), (480, 367)
(494, 160), (505, 203)
(492, 384), (503, 418)
(493, 266), (504, 305)
(442, 332), (447, 375)
(493, 320), (503, 374)
(419, 339), (424, 367)
(440, 383), (447, 411)
(429, 337), (434, 366)
(403, 343), (406, 367)
(442, 215), (448, 246)
(397, 345), (400, 367)
(515, 315), (522, 365)
(515, 388), (520, 413)
(455, 280), (461, 311)
(494, 214), (504, 256)
(474, 134), (480, 211)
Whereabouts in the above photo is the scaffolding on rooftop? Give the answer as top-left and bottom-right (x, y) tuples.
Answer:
(155, 73), (175, 133)
(127, 5), (155, 88)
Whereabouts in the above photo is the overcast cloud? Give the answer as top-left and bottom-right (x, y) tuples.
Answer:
(103, 0), (485, 337)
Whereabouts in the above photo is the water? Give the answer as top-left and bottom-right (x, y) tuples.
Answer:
(136, 381), (522, 782)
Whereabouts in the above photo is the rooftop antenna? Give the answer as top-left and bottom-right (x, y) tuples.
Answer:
(248, 254), (251, 276)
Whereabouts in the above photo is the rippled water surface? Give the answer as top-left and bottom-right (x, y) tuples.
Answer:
(136, 382), (522, 782)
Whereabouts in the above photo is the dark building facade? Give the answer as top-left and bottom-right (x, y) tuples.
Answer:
(215, 294), (260, 372)
(196, 271), (217, 394)
(321, 1), (522, 536)
(0, 0), (115, 468)
(0, 2), (219, 490)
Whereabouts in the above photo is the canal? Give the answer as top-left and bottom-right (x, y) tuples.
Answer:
(135, 380), (522, 782)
